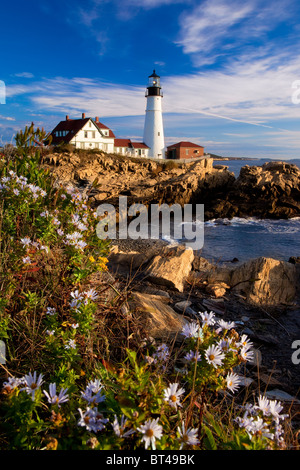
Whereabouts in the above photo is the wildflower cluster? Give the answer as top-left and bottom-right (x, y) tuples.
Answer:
(0, 170), (47, 199)
(236, 395), (288, 448)
(179, 313), (254, 393)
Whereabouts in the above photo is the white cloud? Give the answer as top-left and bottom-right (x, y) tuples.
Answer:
(0, 115), (15, 121)
(175, 0), (294, 65)
(13, 72), (34, 79)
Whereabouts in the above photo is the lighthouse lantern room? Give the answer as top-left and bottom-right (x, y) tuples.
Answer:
(143, 70), (165, 159)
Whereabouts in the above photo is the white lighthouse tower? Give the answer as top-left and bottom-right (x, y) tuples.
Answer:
(143, 70), (165, 159)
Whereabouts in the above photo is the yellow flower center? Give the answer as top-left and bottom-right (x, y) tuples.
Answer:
(170, 394), (177, 402)
(209, 354), (215, 361)
(146, 429), (154, 438)
(30, 383), (37, 390)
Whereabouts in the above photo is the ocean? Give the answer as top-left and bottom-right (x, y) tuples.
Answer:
(198, 158), (300, 264)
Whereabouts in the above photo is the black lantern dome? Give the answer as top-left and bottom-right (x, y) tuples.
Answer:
(146, 70), (163, 97)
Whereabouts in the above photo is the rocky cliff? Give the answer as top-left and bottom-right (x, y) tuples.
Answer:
(204, 161), (300, 219)
(43, 152), (300, 220)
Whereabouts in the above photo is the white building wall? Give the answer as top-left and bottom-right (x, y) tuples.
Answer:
(69, 120), (114, 152)
(143, 95), (165, 159)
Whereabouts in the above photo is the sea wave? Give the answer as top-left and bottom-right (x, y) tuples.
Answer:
(203, 217), (300, 234)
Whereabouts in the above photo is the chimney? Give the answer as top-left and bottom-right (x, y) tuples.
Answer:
(95, 116), (99, 123)
(82, 112), (85, 119)
(66, 115), (69, 120)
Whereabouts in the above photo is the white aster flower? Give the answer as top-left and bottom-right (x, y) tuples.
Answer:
(268, 400), (287, 422)
(22, 256), (31, 265)
(257, 395), (273, 416)
(184, 350), (201, 362)
(226, 372), (241, 393)
(238, 334), (253, 351)
(13, 188), (20, 195)
(81, 379), (106, 405)
(240, 346), (254, 362)
(75, 240), (87, 251)
(20, 371), (43, 400)
(163, 382), (185, 409)
(112, 414), (135, 438)
(199, 311), (216, 327)
(20, 236), (31, 247)
(137, 417), (163, 450)
(46, 307), (57, 316)
(205, 344), (225, 368)
(78, 407), (109, 433)
(40, 210), (49, 217)
(46, 329), (55, 336)
(65, 339), (76, 350)
(83, 288), (99, 302)
(181, 321), (201, 339)
(43, 383), (69, 407)
(218, 338), (232, 353)
(153, 343), (170, 361)
(216, 319), (236, 332)
(178, 421), (200, 449)
(3, 376), (24, 391)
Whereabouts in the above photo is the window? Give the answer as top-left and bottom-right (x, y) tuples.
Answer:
(89, 121), (92, 127)
(186, 149), (189, 155)
(158, 132), (160, 136)
(95, 143), (99, 149)
(92, 131), (95, 138)
(84, 131), (88, 138)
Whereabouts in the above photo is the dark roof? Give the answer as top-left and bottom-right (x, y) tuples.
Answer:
(50, 118), (89, 144)
(49, 117), (115, 144)
(114, 139), (131, 147)
(167, 141), (204, 149)
(149, 69), (160, 78)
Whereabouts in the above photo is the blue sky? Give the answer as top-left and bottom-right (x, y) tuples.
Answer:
(1, 0), (300, 158)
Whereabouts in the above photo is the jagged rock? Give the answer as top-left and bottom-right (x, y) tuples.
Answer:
(205, 282), (230, 298)
(230, 257), (297, 306)
(207, 161), (300, 219)
(129, 291), (187, 339)
(145, 245), (194, 292)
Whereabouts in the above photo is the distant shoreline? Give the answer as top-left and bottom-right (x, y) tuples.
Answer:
(210, 155), (259, 161)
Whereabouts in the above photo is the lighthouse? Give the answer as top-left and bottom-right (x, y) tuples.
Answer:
(143, 70), (165, 159)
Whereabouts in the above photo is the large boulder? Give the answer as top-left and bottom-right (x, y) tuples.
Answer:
(230, 256), (298, 306)
(145, 245), (194, 292)
(129, 291), (187, 339)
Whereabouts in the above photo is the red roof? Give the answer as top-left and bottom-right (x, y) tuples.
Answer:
(167, 141), (204, 149)
(94, 120), (116, 138)
(130, 142), (149, 149)
(114, 139), (131, 147)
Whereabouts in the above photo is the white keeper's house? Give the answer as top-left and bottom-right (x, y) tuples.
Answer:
(49, 113), (149, 157)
